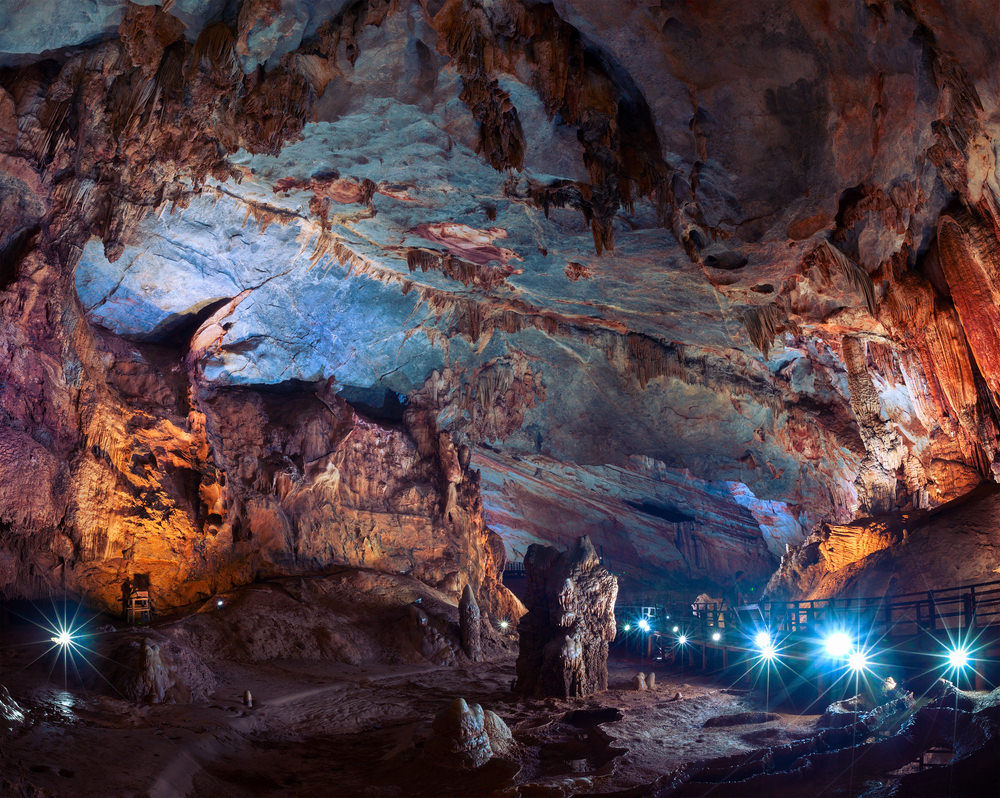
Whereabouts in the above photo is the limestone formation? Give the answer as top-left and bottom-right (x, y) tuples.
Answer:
(459, 583), (482, 661)
(9, 0), (1000, 633)
(99, 633), (216, 704)
(482, 709), (515, 758)
(647, 672), (656, 691)
(423, 698), (493, 769)
(632, 673), (647, 691)
(515, 536), (618, 699)
(0, 685), (25, 734)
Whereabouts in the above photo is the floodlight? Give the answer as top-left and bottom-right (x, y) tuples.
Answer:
(711, 631), (721, 642)
(638, 618), (651, 632)
(824, 631), (852, 658)
(847, 649), (868, 672)
(948, 646), (970, 670)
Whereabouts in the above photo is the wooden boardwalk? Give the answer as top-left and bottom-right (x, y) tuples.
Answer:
(616, 578), (1000, 698)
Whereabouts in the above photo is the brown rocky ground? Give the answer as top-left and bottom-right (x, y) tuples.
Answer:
(3, 570), (997, 798)
(0, 650), (815, 798)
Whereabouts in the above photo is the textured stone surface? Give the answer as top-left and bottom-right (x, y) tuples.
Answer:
(459, 583), (482, 661)
(6, 0), (1000, 609)
(769, 487), (1000, 600)
(424, 697), (493, 769)
(515, 536), (617, 699)
(98, 632), (217, 704)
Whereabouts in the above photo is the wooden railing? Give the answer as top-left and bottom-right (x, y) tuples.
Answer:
(618, 577), (1000, 643)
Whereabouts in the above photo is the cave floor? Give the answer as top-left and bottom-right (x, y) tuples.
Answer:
(0, 643), (832, 798)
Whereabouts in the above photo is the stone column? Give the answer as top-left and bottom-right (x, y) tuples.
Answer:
(515, 535), (618, 698)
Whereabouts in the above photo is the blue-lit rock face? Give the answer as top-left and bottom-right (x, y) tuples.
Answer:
(9, 0), (1000, 603)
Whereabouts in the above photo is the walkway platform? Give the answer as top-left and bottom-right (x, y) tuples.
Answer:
(615, 579), (1000, 702)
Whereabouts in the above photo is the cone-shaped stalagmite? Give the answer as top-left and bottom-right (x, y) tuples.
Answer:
(459, 583), (482, 660)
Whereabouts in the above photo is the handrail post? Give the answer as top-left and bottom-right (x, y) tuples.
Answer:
(927, 591), (935, 632)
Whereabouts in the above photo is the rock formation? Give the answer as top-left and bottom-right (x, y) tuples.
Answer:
(515, 536), (617, 699)
(459, 583), (482, 661)
(0, 684), (25, 733)
(7, 0), (1000, 611)
(423, 697), (493, 769)
(98, 632), (216, 704)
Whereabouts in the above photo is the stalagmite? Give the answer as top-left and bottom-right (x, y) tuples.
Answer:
(514, 536), (618, 698)
(459, 583), (482, 661)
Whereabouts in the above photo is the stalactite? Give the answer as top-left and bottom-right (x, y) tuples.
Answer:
(820, 241), (877, 315)
(741, 303), (786, 359)
(431, 0), (674, 255)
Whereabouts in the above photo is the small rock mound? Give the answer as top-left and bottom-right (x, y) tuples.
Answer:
(704, 711), (780, 728)
(98, 632), (216, 704)
(632, 672), (647, 691)
(424, 698), (514, 768)
(482, 708), (515, 757)
(817, 693), (870, 728)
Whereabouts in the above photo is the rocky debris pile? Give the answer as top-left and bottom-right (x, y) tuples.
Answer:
(515, 536), (618, 698)
(96, 632), (216, 704)
(925, 677), (979, 712)
(423, 698), (515, 769)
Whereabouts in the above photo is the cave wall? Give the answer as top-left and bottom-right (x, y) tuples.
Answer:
(4, 0), (1000, 604)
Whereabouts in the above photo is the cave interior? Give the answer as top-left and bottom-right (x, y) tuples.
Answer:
(2, 0), (1000, 796)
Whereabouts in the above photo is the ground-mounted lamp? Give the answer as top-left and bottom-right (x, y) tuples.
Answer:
(847, 648), (869, 672)
(823, 631), (852, 659)
(947, 646), (970, 671)
(754, 630), (777, 661)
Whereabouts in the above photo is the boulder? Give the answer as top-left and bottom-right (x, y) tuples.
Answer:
(482, 709), (515, 757)
(424, 698), (493, 769)
(515, 536), (618, 698)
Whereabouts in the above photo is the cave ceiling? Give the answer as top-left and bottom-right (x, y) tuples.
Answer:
(4, 0), (1000, 593)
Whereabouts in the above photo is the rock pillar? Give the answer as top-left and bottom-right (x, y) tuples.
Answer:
(459, 583), (482, 661)
(514, 535), (617, 698)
